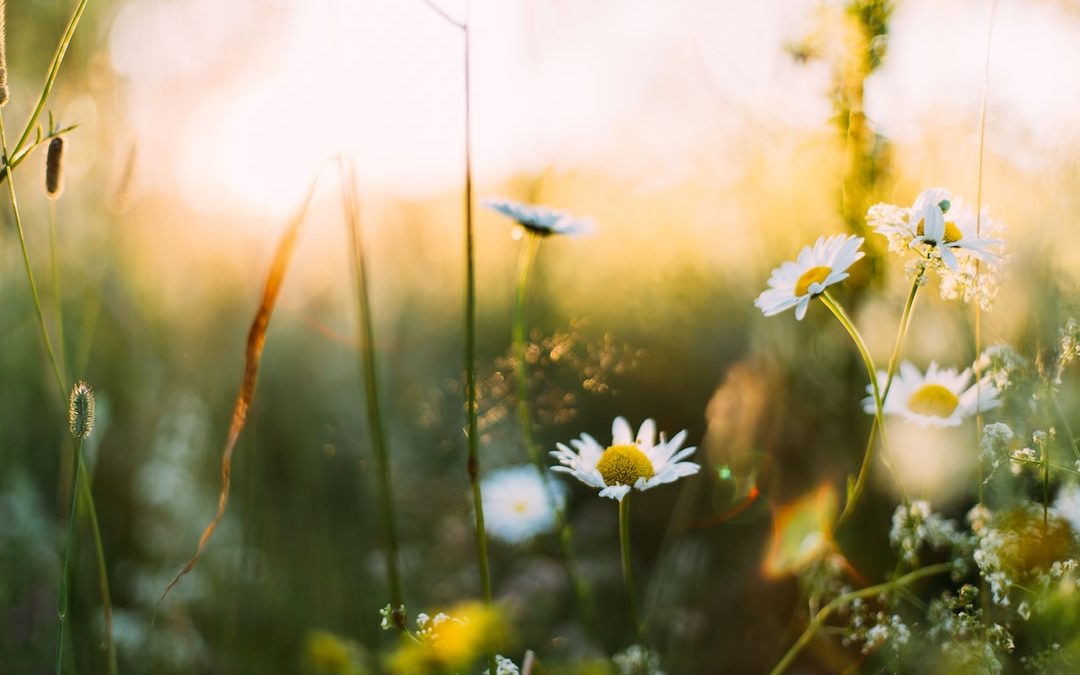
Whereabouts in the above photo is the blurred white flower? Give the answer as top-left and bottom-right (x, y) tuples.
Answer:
(482, 465), (565, 544)
(483, 655), (521, 675)
(754, 234), (865, 321)
(483, 197), (594, 237)
(1054, 483), (1080, 536)
(551, 417), (699, 502)
(864, 361), (1000, 427)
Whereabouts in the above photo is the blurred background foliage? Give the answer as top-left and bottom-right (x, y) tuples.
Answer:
(3, 0), (1080, 673)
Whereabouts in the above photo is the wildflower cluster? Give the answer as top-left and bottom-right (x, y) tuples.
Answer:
(888, 500), (968, 566)
(843, 602), (911, 657)
(926, 585), (1015, 674)
(383, 602), (509, 675)
(867, 188), (1006, 310)
(612, 644), (665, 675)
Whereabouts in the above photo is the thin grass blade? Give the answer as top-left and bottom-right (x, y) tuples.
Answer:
(160, 175), (320, 602)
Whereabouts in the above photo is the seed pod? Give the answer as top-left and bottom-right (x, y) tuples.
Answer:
(0, 1), (8, 107)
(68, 381), (95, 440)
(46, 137), (65, 198)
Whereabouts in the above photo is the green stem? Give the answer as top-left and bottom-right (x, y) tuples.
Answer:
(619, 495), (644, 643)
(11, 0), (91, 158)
(2, 115), (116, 675)
(835, 278), (920, 529)
(56, 439), (84, 675)
(343, 168), (403, 617)
(819, 291), (905, 527)
(768, 563), (952, 675)
(0, 125), (79, 187)
(459, 16), (495, 673)
(1, 113), (66, 399)
(1043, 440), (1050, 529)
(78, 456), (116, 675)
(1052, 396), (1080, 462)
(511, 232), (599, 638)
(49, 201), (69, 382)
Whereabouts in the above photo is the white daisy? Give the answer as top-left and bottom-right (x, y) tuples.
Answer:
(872, 188), (1004, 272)
(482, 465), (566, 544)
(754, 234), (865, 321)
(550, 416), (700, 502)
(483, 197), (594, 237)
(863, 361), (1001, 428)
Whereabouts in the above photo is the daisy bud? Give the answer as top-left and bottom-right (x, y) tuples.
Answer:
(68, 381), (95, 440)
(45, 137), (65, 199)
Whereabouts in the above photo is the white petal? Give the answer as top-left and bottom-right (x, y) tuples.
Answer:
(636, 419), (657, 446)
(599, 485), (632, 501)
(612, 417), (633, 445)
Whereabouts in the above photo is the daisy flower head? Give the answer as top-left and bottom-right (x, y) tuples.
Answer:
(754, 234), (865, 321)
(481, 465), (566, 545)
(869, 188), (1005, 272)
(550, 416), (700, 501)
(483, 197), (594, 237)
(863, 361), (1001, 428)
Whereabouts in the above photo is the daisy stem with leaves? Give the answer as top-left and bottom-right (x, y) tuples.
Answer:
(512, 230), (599, 637)
(835, 272), (922, 529)
(819, 290), (908, 511)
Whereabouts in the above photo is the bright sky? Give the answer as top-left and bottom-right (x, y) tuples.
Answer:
(106, 0), (1080, 215)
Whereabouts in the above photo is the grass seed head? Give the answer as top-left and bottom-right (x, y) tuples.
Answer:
(68, 381), (95, 439)
(46, 136), (65, 198)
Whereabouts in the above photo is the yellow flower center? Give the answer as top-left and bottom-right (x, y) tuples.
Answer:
(915, 218), (963, 244)
(596, 444), (655, 486)
(513, 501), (528, 514)
(794, 266), (832, 297)
(907, 384), (960, 418)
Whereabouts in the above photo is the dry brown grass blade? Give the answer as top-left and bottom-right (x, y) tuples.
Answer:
(160, 176), (321, 604)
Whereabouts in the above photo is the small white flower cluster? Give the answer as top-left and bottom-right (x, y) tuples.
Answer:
(889, 500), (967, 565)
(483, 655), (521, 675)
(844, 601), (911, 657)
(414, 611), (454, 641)
(867, 188), (1006, 310)
(613, 644), (665, 675)
(975, 344), (1028, 392)
(927, 585), (1014, 675)
(967, 506), (1013, 606)
(938, 259), (1000, 311)
(980, 422), (1015, 481)
(1059, 319), (1080, 380)
(379, 603), (406, 631)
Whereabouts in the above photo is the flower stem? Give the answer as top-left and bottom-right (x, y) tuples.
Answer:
(768, 562), (952, 675)
(512, 231), (599, 638)
(2, 113), (116, 675)
(833, 278), (919, 530)
(619, 495), (644, 643)
(458, 13), (495, 673)
(55, 438), (83, 675)
(819, 291), (906, 528)
(49, 201), (69, 382)
(0, 112), (65, 398)
(342, 164), (403, 618)
(9, 0), (90, 160)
